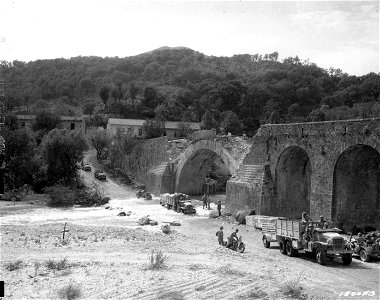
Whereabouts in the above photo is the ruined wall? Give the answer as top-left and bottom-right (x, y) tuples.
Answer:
(227, 118), (380, 229)
(116, 137), (174, 193)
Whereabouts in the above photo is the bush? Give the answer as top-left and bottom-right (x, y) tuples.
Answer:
(45, 258), (69, 270)
(235, 210), (249, 225)
(44, 185), (76, 207)
(75, 185), (110, 207)
(281, 279), (306, 300)
(5, 260), (23, 271)
(58, 282), (82, 300)
(146, 250), (168, 270)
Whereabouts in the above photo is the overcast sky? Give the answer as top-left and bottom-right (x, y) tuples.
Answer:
(0, 0), (378, 75)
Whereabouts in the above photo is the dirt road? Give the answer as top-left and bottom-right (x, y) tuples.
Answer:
(1, 160), (379, 300)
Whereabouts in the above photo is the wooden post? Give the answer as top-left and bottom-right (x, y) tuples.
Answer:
(62, 222), (69, 240)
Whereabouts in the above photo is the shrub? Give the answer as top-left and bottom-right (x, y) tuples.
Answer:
(281, 279), (306, 299)
(44, 185), (76, 207)
(5, 260), (23, 271)
(146, 250), (168, 270)
(75, 185), (110, 207)
(58, 282), (82, 300)
(45, 258), (69, 271)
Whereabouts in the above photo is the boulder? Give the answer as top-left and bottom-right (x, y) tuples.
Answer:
(117, 212), (127, 216)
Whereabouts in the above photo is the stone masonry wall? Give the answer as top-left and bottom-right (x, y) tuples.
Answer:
(227, 118), (380, 229)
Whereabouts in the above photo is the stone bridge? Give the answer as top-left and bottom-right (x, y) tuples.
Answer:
(121, 119), (379, 231)
(227, 118), (380, 230)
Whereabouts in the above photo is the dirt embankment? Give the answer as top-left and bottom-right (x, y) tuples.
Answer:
(1, 157), (379, 300)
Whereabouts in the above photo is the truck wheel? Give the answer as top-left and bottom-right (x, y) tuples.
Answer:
(359, 249), (370, 262)
(341, 253), (352, 265)
(286, 242), (298, 257)
(263, 236), (270, 248)
(279, 241), (286, 255)
(316, 248), (327, 265)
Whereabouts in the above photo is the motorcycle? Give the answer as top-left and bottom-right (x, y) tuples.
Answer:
(225, 236), (246, 253)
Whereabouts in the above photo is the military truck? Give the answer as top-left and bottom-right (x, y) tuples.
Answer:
(262, 219), (353, 265)
(160, 193), (195, 214)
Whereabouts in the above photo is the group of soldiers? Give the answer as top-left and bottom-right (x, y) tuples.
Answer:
(216, 226), (241, 249)
(355, 232), (380, 245)
(300, 212), (331, 243)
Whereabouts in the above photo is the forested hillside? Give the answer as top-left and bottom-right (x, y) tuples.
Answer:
(1, 47), (379, 135)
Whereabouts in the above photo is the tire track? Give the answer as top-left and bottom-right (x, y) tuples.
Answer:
(122, 274), (217, 300)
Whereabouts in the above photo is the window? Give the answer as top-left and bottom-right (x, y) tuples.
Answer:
(138, 128), (142, 136)
(70, 123), (75, 130)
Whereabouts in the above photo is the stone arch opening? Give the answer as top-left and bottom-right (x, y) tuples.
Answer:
(176, 149), (232, 196)
(275, 146), (311, 219)
(332, 144), (380, 229)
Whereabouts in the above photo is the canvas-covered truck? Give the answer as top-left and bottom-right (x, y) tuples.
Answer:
(160, 193), (195, 214)
(262, 219), (353, 265)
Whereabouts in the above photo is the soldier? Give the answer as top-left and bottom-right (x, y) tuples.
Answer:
(202, 194), (207, 209)
(207, 194), (211, 210)
(217, 200), (222, 217)
(216, 226), (224, 245)
(227, 229), (239, 249)
(356, 232), (365, 243)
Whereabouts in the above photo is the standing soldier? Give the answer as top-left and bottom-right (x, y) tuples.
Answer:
(207, 194), (211, 210)
(217, 200), (222, 217)
(202, 194), (207, 209)
(216, 226), (224, 245)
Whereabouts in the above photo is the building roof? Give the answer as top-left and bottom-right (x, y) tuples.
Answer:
(17, 115), (83, 121)
(108, 118), (201, 130)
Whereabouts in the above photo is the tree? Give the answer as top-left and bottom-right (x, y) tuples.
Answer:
(200, 110), (219, 131)
(91, 128), (111, 160)
(99, 86), (110, 110)
(142, 87), (159, 108)
(142, 118), (165, 139)
(79, 77), (96, 96)
(221, 111), (243, 135)
(41, 128), (88, 184)
(2, 128), (36, 188)
(32, 111), (61, 143)
(177, 122), (192, 138)
(288, 103), (301, 120)
(108, 127), (136, 166)
(154, 104), (168, 121)
(83, 102), (96, 116)
(129, 82), (139, 106)
(308, 109), (326, 122)
(4, 113), (19, 131)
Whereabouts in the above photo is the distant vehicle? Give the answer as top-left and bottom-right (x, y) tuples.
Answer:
(0, 190), (22, 202)
(262, 219), (353, 265)
(350, 237), (380, 262)
(82, 163), (91, 171)
(94, 170), (106, 180)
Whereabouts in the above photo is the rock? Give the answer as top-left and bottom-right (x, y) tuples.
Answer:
(170, 222), (181, 226)
(29, 202), (34, 205)
(105, 206), (111, 209)
(117, 212), (127, 216)
(149, 220), (158, 226)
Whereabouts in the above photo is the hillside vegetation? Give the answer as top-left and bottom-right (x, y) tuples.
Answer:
(1, 47), (379, 135)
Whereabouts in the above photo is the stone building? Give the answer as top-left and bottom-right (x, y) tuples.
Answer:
(106, 118), (200, 140)
(16, 115), (85, 133)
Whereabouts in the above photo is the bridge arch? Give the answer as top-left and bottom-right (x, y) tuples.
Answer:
(275, 146), (311, 219)
(332, 144), (380, 229)
(175, 140), (238, 195)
